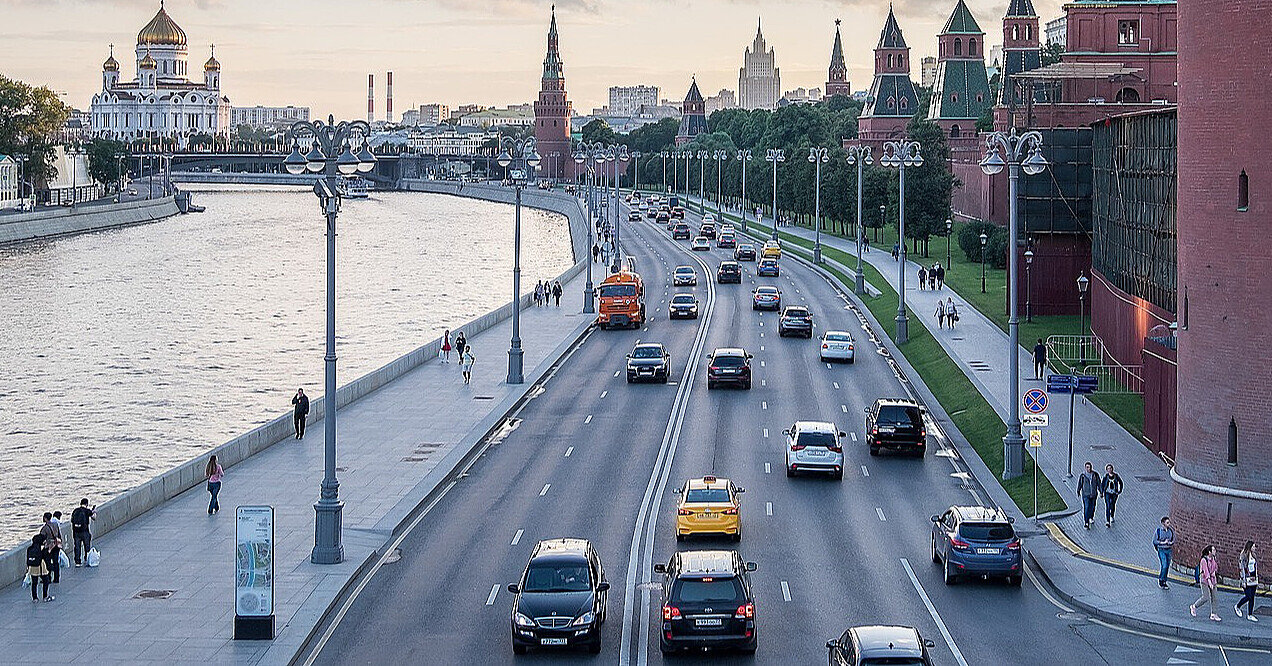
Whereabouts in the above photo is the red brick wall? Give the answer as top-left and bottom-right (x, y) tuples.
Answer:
(1143, 338), (1177, 460)
(1171, 0), (1272, 578)
(1090, 269), (1173, 368)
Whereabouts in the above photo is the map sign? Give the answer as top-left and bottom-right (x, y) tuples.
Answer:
(235, 506), (274, 617)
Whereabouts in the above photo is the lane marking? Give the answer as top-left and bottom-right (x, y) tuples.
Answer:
(614, 370), (620, 378)
(585, 414), (593, 424)
(485, 584), (500, 606)
(511, 529), (524, 546)
(901, 558), (970, 666)
(766, 502), (773, 516)
(780, 580), (792, 602)
(762, 401), (768, 410)
(565, 446), (574, 457)
(826, 362), (832, 369)
(862, 465), (870, 477)
(764, 462), (771, 474)
(760, 345), (764, 351)
(763, 428), (769, 438)
(851, 432), (858, 441)
(760, 360), (766, 367)
(841, 404), (848, 413)
(600, 390), (608, 399)
(876, 507), (887, 522)
(760, 332), (764, 338)
(833, 382), (840, 390)
(761, 379), (767, 387)
(539, 484), (551, 497)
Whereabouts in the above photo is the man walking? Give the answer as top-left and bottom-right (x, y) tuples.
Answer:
(1077, 462), (1100, 529)
(1033, 338), (1048, 380)
(462, 349), (475, 385)
(39, 512), (62, 584)
(1102, 464), (1123, 527)
(552, 280), (562, 307)
(918, 266), (927, 291)
(70, 499), (95, 567)
(291, 388), (310, 440)
(1154, 516), (1176, 589)
(936, 263), (946, 290)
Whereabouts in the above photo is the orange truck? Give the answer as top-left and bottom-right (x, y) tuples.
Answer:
(597, 271), (646, 329)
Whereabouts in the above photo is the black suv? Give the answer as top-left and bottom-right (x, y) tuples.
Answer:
(778, 306), (813, 338)
(717, 261), (742, 283)
(654, 550), (758, 655)
(735, 244), (757, 261)
(672, 223), (692, 240)
(706, 348), (752, 390)
(509, 538), (610, 654)
(864, 399), (927, 456)
(627, 342), (671, 383)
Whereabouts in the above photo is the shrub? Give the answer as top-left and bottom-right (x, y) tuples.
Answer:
(957, 221), (998, 263)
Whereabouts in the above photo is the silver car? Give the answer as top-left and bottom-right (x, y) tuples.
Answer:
(673, 266), (698, 286)
(784, 420), (846, 479)
(819, 331), (856, 363)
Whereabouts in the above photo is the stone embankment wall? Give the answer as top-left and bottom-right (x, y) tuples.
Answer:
(0, 196), (179, 245)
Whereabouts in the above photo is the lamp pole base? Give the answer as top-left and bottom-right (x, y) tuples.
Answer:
(1003, 432), (1025, 480)
(311, 499), (345, 565)
(507, 345), (524, 385)
(855, 270), (866, 296)
(895, 313), (909, 345)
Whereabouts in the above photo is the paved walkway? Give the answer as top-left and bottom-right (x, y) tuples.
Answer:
(0, 271), (592, 665)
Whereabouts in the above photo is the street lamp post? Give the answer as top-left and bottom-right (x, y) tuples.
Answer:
(696, 150), (707, 215)
(574, 150), (595, 314)
(878, 204), (885, 243)
(1025, 249), (1034, 322)
(683, 151), (691, 203)
(283, 115), (376, 565)
(846, 145), (873, 295)
(66, 145), (84, 207)
(981, 127), (1050, 480)
(1077, 272), (1090, 365)
(766, 148), (785, 240)
(496, 136), (542, 385)
(735, 150), (752, 233)
(660, 151), (668, 194)
(631, 150), (643, 196)
(809, 146), (829, 264)
(945, 218), (953, 275)
(713, 149), (726, 219)
(881, 139), (923, 345)
(980, 232), (988, 293)
(611, 145), (629, 269)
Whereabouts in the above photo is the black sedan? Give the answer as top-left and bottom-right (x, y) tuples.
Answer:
(509, 538), (609, 655)
(627, 342), (671, 383)
(717, 261), (742, 283)
(669, 293), (700, 319)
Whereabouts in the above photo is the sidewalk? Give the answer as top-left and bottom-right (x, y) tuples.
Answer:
(678, 193), (1272, 647)
(0, 271), (592, 665)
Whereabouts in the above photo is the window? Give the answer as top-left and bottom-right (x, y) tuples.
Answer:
(1025, 24), (1033, 41)
(888, 54), (894, 68)
(1239, 170), (1249, 210)
(977, 93), (984, 103)
(951, 93), (959, 104)
(970, 38), (978, 55)
(950, 125), (961, 138)
(1115, 87), (1140, 103)
(900, 97), (908, 110)
(1012, 24), (1020, 40)
(887, 96), (896, 109)
(954, 39), (962, 56)
(1118, 20), (1139, 45)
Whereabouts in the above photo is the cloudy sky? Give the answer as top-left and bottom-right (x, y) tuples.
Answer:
(2, 0), (1064, 117)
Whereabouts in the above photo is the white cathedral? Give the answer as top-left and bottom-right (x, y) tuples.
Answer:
(90, 1), (231, 143)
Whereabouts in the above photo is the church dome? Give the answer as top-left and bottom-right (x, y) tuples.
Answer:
(204, 51), (220, 71)
(139, 51), (157, 69)
(103, 53), (119, 72)
(138, 2), (187, 47)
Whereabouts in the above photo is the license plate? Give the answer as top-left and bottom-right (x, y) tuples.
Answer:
(695, 618), (723, 627)
(976, 548), (999, 555)
(808, 449), (825, 456)
(700, 512), (714, 519)
(540, 638), (568, 646)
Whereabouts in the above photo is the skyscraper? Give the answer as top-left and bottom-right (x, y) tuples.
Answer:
(533, 5), (573, 180)
(825, 19), (851, 98)
(738, 19), (780, 110)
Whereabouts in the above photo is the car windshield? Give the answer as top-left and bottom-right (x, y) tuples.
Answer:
(599, 284), (636, 298)
(713, 355), (746, 367)
(757, 288), (778, 295)
(825, 333), (852, 342)
(523, 563), (591, 593)
(797, 431), (837, 448)
(784, 310), (809, 318)
(673, 578), (743, 603)
(672, 296), (696, 304)
(877, 405), (922, 427)
(685, 487), (731, 503)
(958, 523), (1016, 541)
(676, 268), (694, 274)
(632, 346), (663, 359)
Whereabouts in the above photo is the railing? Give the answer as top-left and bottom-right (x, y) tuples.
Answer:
(1046, 334), (1143, 395)
(1046, 335), (1103, 369)
(1080, 364), (1144, 395)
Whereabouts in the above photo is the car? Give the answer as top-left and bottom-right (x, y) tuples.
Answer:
(778, 306), (813, 338)
(931, 506), (1023, 586)
(761, 241), (782, 259)
(509, 538), (610, 655)
(627, 342), (671, 383)
(668, 217), (678, 231)
(752, 286), (781, 311)
(706, 347), (753, 389)
(647, 208), (658, 219)
(654, 550), (758, 655)
(702, 213), (716, 224)
(757, 258), (780, 277)
(691, 236), (711, 251)
(783, 420), (846, 479)
(826, 625), (936, 666)
(629, 210), (643, 221)
(716, 233), (736, 248)
(820, 331), (856, 363)
(720, 223), (735, 235)
(734, 244), (757, 261)
(674, 475), (744, 541)
(700, 223), (717, 239)
(669, 293), (700, 319)
(673, 223), (692, 239)
(673, 266), (698, 286)
(717, 261), (742, 284)
(864, 399), (927, 456)
(672, 206), (686, 219)
(657, 211), (671, 223)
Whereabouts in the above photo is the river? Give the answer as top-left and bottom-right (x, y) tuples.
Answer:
(0, 186), (573, 550)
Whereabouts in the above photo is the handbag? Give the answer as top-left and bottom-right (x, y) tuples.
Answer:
(22, 573), (31, 588)
(86, 548), (100, 567)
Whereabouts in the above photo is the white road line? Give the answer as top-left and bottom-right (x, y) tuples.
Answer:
(764, 462), (771, 474)
(766, 502), (773, 516)
(614, 370), (620, 377)
(862, 465), (870, 477)
(760, 345), (764, 351)
(780, 580), (792, 602)
(485, 584), (500, 606)
(759, 332), (764, 338)
(758, 322), (763, 327)
(851, 432), (858, 441)
(511, 529), (524, 546)
(565, 446), (574, 457)
(841, 404), (848, 413)
(761, 379), (767, 387)
(762, 401), (768, 410)
(902, 558), (970, 666)
(833, 382), (840, 389)
(763, 428), (769, 438)
(585, 414), (593, 424)
(600, 390), (608, 398)
(540, 484), (551, 497)
(760, 360), (766, 367)
(876, 507), (887, 522)
(826, 362), (832, 369)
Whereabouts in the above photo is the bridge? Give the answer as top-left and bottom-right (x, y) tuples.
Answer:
(165, 151), (501, 187)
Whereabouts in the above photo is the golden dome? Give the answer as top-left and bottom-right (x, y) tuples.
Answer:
(139, 51), (157, 69)
(204, 46), (220, 71)
(137, 1), (187, 47)
(103, 47), (119, 71)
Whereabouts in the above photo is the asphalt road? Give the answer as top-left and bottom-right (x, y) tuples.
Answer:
(305, 197), (1262, 666)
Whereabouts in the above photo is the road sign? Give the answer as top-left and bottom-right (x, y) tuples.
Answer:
(1029, 429), (1042, 448)
(1046, 374), (1074, 394)
(1022, 414), (1049, 427)
(1023, 388), (1048, 414)
(1074, 375), (1099, 394)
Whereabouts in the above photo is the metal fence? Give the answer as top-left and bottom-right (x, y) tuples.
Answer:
(1045, 334), (1143, 395)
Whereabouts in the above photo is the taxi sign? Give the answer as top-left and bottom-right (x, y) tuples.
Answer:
(1022, 414), (1049, 427)
(1028, 429), (1043, 448)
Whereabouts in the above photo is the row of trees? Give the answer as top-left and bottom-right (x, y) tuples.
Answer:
(0, 73), (70, 186)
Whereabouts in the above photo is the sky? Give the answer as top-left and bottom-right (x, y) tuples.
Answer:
(1, 0), (1065, 118)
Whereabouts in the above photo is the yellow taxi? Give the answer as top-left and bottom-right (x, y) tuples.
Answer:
(674, 476), (744, 541)
(761, 240), (782, 259)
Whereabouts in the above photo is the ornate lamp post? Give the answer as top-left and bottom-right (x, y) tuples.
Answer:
(284, 115), (376, 564)
(945, 218), (953, 274)
(66, 145), (85, 207)
(765, 148), (785, 240)
(846, 145), (872, 295)
(735, 149), (752, 233)
(808, 146), (829, 264)
(1077, 272), (1090, 365)
(660, 150), (669, 193)
(880, 139), (923, 344)
(696, 150), (707, 214)
(631, 150), (643, 195)
(574, 149), (596, 313)
(1025, 249), (1035, 322)
(981, 127), (1049, 480)
(496, 136), (542, 385)
(712, 149), (727, 219)
(609, 145), (629, 269)
(879, 204), (885, 243)
(979, 232), (988, 293)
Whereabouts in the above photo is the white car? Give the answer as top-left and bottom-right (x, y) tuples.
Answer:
(629, 210), (643, 221)
(673, 265), (698, 286)
(702, 213), (716, 224)
(820, 331), (856, 363)
(720, 223), (735, 235)
(691, 236), (711, 251)
(784, 420), (846, 479)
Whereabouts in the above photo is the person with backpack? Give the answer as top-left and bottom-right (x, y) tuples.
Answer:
(1189, 545), (1221, 622)
(26, 534), (52, 602)
(70, 498), (96, 567)
(1101, 464), (1123, 527)
(1236, 541), (1259, 621)
(39, 512), (62, 584)
(1154, 516), (1176, 589)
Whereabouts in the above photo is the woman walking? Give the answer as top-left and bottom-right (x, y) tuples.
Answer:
(462, 349), (475, 385)
(935, 299), (947, 329)
(206, 455), (223, 515)
(441, 329), (452, 364)
(1102, 464), (1124, 526)
(26, 534), (52, 602)
(454, 331), (467, 366)
(1236, 541), (1259, 621)
(1190, 545), (1221, 622)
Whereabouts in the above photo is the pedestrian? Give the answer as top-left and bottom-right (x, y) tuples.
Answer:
(592, 244), (600, 263)
(935, 299), (946, 329)
(1236, 541), (1259, 621)
(70, 498), (95, 567)
(291, 388), (309, 440)
(891, 242), (899, 261)
(918, 266), (927, 291)
(441, 329), (452, 364)
(26, 534), (52, 602)
(946, 298), (959, 329)
(206, 454), (223, 515)
(454, 331), (467, 363)
(1190, 545), (1222, 622)
(1101, 464), (1123, 527)
(462, 349), (475, 385)
(1154, 516), (1176, 589)
(552, 280), (562, 307)
(533, 281), (542, 307)
(1077, 462), (1100, 529)
(1033, 338), (1048, 380)
(39, 512), (62, 584)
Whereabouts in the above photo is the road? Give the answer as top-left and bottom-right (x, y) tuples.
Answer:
(305, 196), (1261, 666)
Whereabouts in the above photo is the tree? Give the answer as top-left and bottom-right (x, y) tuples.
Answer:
(958, 220), (998, 262)
(0, 73), (70, 186)
(1041, 42), (1064, 66)
(580, 118), (616, 145)
(85, 138), (130, 188)
(975, 106), (994, 133)
(885, 116), (957, 256)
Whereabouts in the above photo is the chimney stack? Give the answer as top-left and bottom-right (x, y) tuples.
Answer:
(367, 74), (375, 123)
(386, 71), (395, 123)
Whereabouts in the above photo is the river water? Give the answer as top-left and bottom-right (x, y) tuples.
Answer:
(0, 186), (572, 550)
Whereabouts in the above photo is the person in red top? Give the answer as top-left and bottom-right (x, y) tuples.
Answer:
(1190, 545), (1221, 622)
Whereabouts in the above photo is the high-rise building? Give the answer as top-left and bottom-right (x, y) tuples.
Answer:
(738, 19), (780, 110)
(608, 86), (659, 117)
(675, 77), (707, 146)
(230, 105), (310, 129)
(920, 56), (938, 88)
(533, 6), (573, 180)
(927, 0), (992, 139)
(825, 19), (851, 97)
(855, 6), (919, 146)
(419, 104), (449, 126)
(705, 89), (737, 114)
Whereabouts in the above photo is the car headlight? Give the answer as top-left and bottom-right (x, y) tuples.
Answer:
(571, 611), (595, 626)
(514, 612), (535, 628)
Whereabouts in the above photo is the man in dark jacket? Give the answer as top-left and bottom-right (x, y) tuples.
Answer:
(292, 388), (310, 440)
(1077, 462), (1100, 529)
(70, 498), (96, 567)
(1101, 464), (1124, 528)
(39, 512), (62, 583)
(1033, 339), (1048, 380)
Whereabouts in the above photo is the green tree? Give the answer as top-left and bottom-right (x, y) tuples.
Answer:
(0, 73), (70, 186)
(580, 118), (616, 145)
(85, 138), (130, 188)
(958, 220), (998, 262)
(885, 116), (957, 257)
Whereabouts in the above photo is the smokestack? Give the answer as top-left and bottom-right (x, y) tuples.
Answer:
(367, 74), (375, 123)
(386, 71), (394, 123)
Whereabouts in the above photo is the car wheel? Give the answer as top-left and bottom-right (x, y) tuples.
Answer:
(513, 643), (527, 655)
(659, 640), (675, 655)
(626, 375), (634, 384)
(661, 374), (669, 384)
(742, 380), (751, 390)
(869, 446), (879, 456)
(931, 536), (941, 563)
(805, 332), (813, 339)
(833, 469), (844, 481)
(819, 354), (827, 362)
(913, 446), (926, 458)
(1008, 575), (1023, 587)
(943, 559), (958, 585)
(707, 381), (716, 390)
(731, 531), (741, 542)
(589, 639), (602, 654)
(741, 636), (758, 654)
(847, 357), (855, 365)
(675, 533), (685, 542)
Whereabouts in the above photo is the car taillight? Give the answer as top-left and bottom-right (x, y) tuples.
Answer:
(829, 445), (842, 453)
(722, 507), (738, 515)
(1007, 539), (1021, 551)
(950, 535), (972, 551)
(790, 444), (805, 451)
(663, 605), (680, 620)
(734, 603), (754, 619)
(678, 508), (692, 516)
(822, 343), (829, 349)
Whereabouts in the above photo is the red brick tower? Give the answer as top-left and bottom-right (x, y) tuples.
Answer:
(1172, 0), (1272, 577)
(534, 5), (573, 180)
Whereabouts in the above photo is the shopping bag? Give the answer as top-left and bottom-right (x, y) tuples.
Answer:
(58, 550), (70, 569)
(22, 573), (31, 588)
(86, 548), (100, 567)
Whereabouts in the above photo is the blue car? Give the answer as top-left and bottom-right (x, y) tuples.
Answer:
(757, 259), (779, 277)
(930, 506), (1022, 586)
